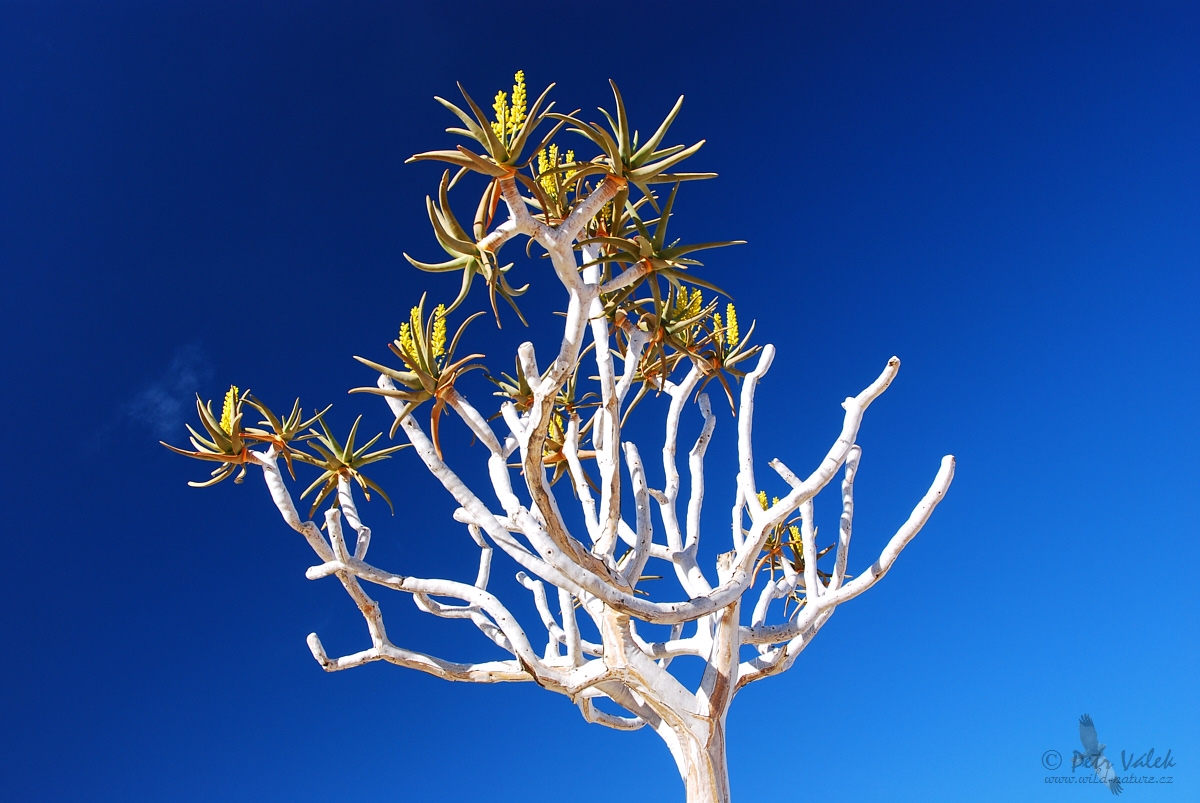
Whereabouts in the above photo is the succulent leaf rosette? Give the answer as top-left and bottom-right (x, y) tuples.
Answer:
(351, 294), (486, 455)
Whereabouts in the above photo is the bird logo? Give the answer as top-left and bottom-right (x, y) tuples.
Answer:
(1076, 714), (1123, 795)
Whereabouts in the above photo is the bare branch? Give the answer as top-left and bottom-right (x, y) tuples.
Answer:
(579, 697), (647, 731)
(497, 174), (552, 245)
(476, 217), (520, 254)
(831, 445), (860, 592)
(619, 440), (654, 587)
(812, 454), (955, 608)
(554, 175), (622, 247)
(741, 454), (955, 646)
(799, 500), (819, 599)
(735, 346), (776, 527)
(251, 449), (331, 562)
(562, 413), (601, 542)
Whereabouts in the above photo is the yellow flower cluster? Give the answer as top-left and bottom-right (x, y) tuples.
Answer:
(675, 286), (703, 320)
(398, 321), (415, 358)
(431, 303), (447, 359)
(755, 490), (782, 512)
(725, 303), (740, 347)
(399, 303), (423, 360)
(537, 144), (574, 198)
(220, 385), (239, 435)
(712, 312), (724, 345)
(598, 199), (614, 230)
(397, 303), (447, 362)
(491, 71), (527, 141)
(511, 73), (526, 130)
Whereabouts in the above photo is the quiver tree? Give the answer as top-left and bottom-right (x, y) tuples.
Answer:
(167, 72), (955, 803)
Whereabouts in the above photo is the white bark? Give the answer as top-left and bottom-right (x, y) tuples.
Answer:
(246, 174), (955, 801)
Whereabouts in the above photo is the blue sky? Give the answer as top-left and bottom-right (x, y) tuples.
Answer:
(1, 1), (1197, 800)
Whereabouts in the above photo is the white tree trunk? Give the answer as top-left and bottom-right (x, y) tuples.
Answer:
(669, 714), (731, 803)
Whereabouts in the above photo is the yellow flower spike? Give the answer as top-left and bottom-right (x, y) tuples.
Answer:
(220, 385), (239, 435)
(772, 496), (780, 506)
(756, 490), (768, 510)
(686, 288), (703, 319)
(674, 288), (688, 316)
(399, 302), (423, 360)
(489, 72), (527, 143)
(599, 199), (613, 229)
(713, 312), (724, 345)
(564, 149), (574, 164)
(726, 303), (740, 347)
(431, 304), (448, 360)
(398, 322), (415, 358)
(539, 144), (561, 195)
(788, 524), (800, 540)
(491, 90), (507, 139)
(508, 71), (526, 135)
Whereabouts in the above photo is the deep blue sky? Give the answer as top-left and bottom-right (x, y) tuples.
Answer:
(2, 2), (1197, 800)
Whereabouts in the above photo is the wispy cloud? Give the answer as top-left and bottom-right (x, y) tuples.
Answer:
(125, 343), (213, 440)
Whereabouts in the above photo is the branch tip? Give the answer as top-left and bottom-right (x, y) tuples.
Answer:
(307, 633), (333, 670)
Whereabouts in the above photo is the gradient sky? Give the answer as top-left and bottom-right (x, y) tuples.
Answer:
(2, 2), (1197, 801)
